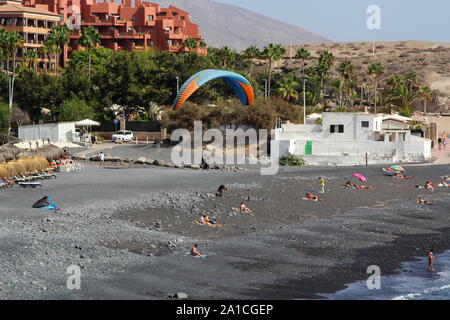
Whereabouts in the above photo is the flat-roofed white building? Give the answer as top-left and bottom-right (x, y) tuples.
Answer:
(18, 122), (77, 143)
(273, 112), (432, 165)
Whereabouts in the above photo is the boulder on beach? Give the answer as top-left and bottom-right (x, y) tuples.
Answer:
(135, 157), (147, 164)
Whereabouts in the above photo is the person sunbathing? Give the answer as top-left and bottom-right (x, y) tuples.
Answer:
(357, 185), (374, 190)
(394, 173), (413, 179)
(232, 202), (253, 213)
(439, 181), (449, 187)
(199, 215), (222, 226)
(442, 175), (450, 181)
(416, 197), (437, 206)
(305, 193), (322, 201)
(424, 181), (437, 191)
(216, 185), (227, 197)
(344, 181), (357, 189)
(190, 244), (202, 257)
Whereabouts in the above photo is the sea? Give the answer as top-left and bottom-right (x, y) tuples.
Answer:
(321, 250), (450, 300)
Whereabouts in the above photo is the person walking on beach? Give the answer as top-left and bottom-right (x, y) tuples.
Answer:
(428, 249), (435, 272)
(99, 151), (105, 167)
(319, 177), (325, 193)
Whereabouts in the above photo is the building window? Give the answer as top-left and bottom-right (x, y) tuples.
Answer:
(148, 15), (154, 21)
(330, 125), (344, 133)
(132, 15), (136, 21)
(361, 121), (369, 128)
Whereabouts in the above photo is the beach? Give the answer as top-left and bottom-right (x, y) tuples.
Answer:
(1, 157), (450, 299)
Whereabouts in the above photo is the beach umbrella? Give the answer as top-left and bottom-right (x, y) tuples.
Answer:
(352, 173), (367, 182)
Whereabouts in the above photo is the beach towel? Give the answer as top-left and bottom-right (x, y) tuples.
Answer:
(193, 219), (222, 227)
(32, 196), (61, 210)
(343, 186), (357, 190)
(185, 253), (207, 259)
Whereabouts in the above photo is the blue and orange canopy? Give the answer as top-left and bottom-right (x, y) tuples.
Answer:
(173, 69), (254, 110)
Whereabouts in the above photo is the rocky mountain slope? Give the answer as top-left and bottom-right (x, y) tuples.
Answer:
(153, 0), (329, 50)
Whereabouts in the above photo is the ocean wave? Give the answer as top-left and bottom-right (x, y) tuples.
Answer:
(392, 284), (450, 300)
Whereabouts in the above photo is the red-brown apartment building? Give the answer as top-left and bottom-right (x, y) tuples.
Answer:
(1, 0), (206, 69)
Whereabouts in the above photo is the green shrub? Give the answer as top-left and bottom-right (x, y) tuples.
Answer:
(92, 133), (105, 143)
(279, 154), (305, 166)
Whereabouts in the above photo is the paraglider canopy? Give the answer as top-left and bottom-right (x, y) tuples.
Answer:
(173, 69), (254, 110)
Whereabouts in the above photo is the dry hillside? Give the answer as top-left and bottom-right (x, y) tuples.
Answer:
(258, 41), (450, 112)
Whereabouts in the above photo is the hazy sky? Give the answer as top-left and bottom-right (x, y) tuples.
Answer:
(213, 0), (450, 43)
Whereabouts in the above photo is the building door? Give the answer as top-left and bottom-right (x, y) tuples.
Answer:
(305, 141), (313, 155)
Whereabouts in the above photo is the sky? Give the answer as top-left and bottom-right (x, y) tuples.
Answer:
(212, 0), (450, 43)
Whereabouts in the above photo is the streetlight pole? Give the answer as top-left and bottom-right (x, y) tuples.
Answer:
(303, 79), (307, 124)
(176, 76), (180, 94)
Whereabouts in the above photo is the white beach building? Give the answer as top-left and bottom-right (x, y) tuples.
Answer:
(18, 122), (77, 143)
(273, 112), (432, 165)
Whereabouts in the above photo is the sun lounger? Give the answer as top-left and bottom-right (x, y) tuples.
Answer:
(19, 182), (42, 189)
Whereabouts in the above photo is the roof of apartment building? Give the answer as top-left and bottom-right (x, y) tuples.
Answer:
(0, 3), (60, 17)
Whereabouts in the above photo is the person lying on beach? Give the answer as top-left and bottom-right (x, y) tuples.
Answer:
(416, 197), (437, 206)
(304, 193), (322, 201)
(344, 181), (357, 189)
(232, 202), (254, 213)
(424, 181), (437, 191)
(198, 215), (222, 227)
(442, 175), (450, 181)
(216, 185), (227, 197)
(438, 181), (449, 187)
(190, 244), (202, 257)
(394, 173), (413, 179)
(356, 185), (374, 190)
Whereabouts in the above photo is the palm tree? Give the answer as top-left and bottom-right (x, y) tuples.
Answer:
(4, 30), (23, 134)
(276, 74), (299, 102)
(419, 85), (433, 115)
(0, 29), (8, 71)
(79, 26), (100, 80)
(262, 43), (286, 98)
(368, 61), (384, 113)
(338, 60), (356, 104)
(23, 49), (37, 72)
(319, 50), (335, 68)
(387, 76), (404, 90)
(388, 83), (418, 114)
(183, 37), (198, 52)
(47, 24), (71, 73)
(404, 72), (417, 91)
(294, 48), (311, 75)
(243, 45), (260, 74)
(218, 46), (234, 68)
(43, 39), (58, 73)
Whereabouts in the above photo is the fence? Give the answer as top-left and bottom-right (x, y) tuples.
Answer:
(94, 121), (161, 133)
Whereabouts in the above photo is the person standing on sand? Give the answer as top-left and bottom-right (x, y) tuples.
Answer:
(428, 249), (435, 272)
(99, 151), (105, 167)
(319, 177), (325, 193)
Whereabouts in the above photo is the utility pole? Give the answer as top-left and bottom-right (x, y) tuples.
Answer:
(176, 76), (180, 94)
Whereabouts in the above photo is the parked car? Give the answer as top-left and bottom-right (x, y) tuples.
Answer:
(112, 130), (134, 142)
